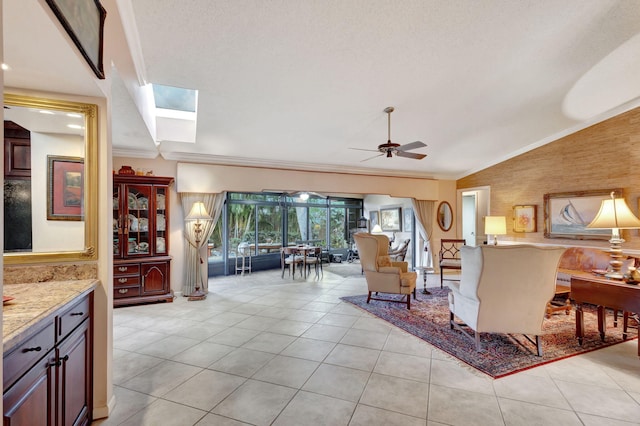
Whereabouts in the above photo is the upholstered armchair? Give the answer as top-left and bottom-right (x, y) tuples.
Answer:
(354, 233), (417, 309)
(448, 244), (565, 355)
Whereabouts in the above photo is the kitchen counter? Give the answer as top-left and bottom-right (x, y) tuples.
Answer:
(3, 279), (98, 354)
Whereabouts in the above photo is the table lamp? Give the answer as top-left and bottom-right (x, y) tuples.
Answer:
(586, 192), (640, 279)
(185, 201), (212, 300)
(371, 224), (383, 234)
(485, 216), (507, 245)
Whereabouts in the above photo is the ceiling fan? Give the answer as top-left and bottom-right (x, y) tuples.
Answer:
(350, 106), (427, 162)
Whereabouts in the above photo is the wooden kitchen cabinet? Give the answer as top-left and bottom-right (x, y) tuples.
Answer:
(113, 175), (174, 306)
(3, 291), (93, 426)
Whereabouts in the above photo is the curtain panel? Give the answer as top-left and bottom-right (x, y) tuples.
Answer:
(411, 199), (435, 268)
(180, 192), (226, 296)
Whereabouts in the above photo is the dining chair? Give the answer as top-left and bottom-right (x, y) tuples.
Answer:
(281, 247), (303, 278)
(305, 246), (323, 278)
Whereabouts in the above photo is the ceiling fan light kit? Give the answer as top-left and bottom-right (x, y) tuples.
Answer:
(350, 106), (427, 162)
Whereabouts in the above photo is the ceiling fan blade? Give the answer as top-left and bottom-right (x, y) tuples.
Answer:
(349, 147), (380, 153)
(396, 151), (427, 160)
(397, 141), (426, 152)
(361, 153), (384, 162)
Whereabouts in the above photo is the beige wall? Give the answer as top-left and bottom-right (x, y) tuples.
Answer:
(458, 106), (640, 251)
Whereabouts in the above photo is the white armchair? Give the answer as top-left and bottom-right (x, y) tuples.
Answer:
(354, 233), (417, 309)
(448, 244), (565, 355)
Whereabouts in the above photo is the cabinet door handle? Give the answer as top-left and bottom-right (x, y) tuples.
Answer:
(118, 278), (128, 283)
(70, 312), (84, 316)
(118, 289), (128, 294)
(118, 266), (128, 272)
(22, 346), (42, 353)
(48, 354), (70, 368)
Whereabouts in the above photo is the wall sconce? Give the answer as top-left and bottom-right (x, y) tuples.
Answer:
(484, 216), (507, 245)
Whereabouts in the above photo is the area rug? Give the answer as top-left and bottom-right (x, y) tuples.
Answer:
(341, 288), (638, 378)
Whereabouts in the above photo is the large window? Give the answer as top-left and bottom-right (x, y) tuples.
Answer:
(209, 192), (363, 274)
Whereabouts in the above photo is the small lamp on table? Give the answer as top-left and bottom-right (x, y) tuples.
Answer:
(586, 192), (640, 280)
(484, 216), (507, 245)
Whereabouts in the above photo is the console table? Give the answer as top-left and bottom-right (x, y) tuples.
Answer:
(571, 274), (640, 356)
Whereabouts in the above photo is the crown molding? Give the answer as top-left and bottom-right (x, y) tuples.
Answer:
(160, 151), (439, 180)
(112, 147), (160, 159)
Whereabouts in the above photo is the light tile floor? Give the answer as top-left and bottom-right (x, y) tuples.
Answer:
(95, 265), (640, 425)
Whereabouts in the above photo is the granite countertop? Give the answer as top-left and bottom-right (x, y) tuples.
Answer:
(3, 279), (98, 353)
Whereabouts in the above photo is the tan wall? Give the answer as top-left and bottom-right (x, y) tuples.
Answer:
(457, 106), (640, 250)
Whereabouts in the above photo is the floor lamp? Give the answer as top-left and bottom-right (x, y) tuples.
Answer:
(186, 201), (212, 301)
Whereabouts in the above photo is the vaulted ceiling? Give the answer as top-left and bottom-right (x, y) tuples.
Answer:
(4, 1), (640, 180)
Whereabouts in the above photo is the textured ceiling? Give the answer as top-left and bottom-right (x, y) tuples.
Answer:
(4, 1), (640, 180)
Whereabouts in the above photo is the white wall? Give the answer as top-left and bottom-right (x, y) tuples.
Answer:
(31, 132), (84, 251)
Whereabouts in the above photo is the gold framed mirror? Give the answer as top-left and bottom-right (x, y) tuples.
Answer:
(437, 201), (453, 232)
(3, 94), (98, 264)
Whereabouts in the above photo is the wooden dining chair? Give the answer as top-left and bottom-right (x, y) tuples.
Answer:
(305, 246), (323, 278)
(281, 247), (303, 278)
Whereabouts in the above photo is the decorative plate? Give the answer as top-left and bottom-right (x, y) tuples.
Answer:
(156, 194), (166, 210)
(138, 217), (149, 232)
(128, 193), (138, 210)
(157, 214), (166, 231)
(592, 269), (608, 276)
(137, 197), (149, 210)
(156, 237), (166, 252)
(128, 214), (138, 232)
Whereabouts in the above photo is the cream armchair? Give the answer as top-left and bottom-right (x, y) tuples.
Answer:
(354, 233), (417, 309)
(448, 244), (565, 355)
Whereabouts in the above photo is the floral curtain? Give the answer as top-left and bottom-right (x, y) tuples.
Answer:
(180, 192), (225, 296)
(411, 199), (435, 268)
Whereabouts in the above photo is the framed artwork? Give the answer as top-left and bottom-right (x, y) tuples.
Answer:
(513, 205), (537, 233)
(45, 0), (107, 79)
(403, 208), (413, 232)
(47, 155), (84, 221)
(380, 207), (402, 232)
(369, 210), (379, 231)
(543, 189), (621, 240)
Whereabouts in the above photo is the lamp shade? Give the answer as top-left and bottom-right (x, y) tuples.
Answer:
(371, 224), (383, 233)
(587, 194), (640, 229)
(185, 201), (212, 221)
(485, 216), (507, 235)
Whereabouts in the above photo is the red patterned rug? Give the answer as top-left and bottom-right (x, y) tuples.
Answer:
(341, 288), (638, 378)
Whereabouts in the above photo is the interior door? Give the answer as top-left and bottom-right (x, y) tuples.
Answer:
(462, 193), (477, 246)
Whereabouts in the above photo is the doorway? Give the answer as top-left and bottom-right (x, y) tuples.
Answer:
(458, 186), (490, 246)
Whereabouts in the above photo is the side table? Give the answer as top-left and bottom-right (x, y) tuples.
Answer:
(414, 266), (435, 294)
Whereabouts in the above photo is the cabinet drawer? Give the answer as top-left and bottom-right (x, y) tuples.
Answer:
(3, 322), (55, 389)
(114, 285), (140, 299)
(57, 296), (91, 343)
(114, 264), (140, 276)
(114, 276), (140, 287)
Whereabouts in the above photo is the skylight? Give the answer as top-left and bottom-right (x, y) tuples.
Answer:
(151, 84), (198, 143)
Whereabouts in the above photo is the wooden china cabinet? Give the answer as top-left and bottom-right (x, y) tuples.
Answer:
(113, 175), (174, 307)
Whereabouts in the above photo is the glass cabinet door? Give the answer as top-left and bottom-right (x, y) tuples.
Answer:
(113, 185), (121, 257)
(154, 186), (168, 255)
(126, 184), (152, 256)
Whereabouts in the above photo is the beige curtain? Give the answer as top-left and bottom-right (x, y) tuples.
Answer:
(411, 199), (435, 268)
(180, 192), (226, 296)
